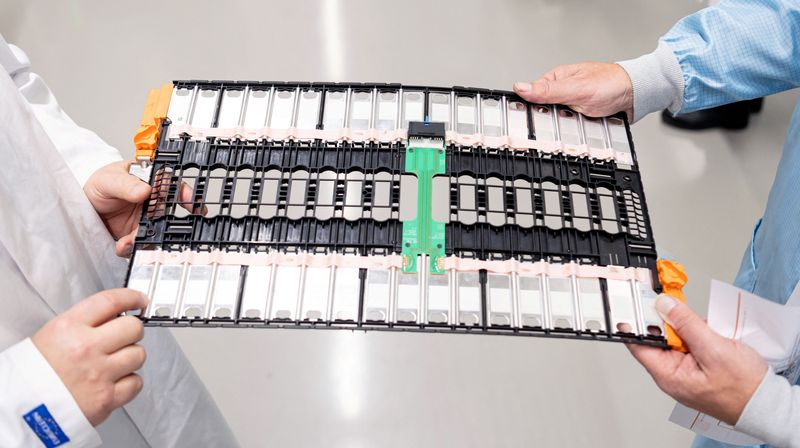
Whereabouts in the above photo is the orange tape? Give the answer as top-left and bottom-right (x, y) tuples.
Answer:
(133, 83), (173, 161)
(657, 259), (689, 352)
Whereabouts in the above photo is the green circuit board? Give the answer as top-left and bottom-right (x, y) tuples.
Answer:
(401, 136), (446, 274)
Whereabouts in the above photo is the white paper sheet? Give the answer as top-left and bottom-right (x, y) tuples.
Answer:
(669, 280), (800, 446)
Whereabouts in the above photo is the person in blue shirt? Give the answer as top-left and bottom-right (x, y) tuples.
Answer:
(513, 1), (800, 446)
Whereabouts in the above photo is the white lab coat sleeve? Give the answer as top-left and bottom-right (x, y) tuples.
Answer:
(0, 36), (122, 186)
(0, 338), (101, 448)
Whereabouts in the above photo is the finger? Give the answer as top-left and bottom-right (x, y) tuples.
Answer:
(627, 343), (702, 397)
(541, 64), (580, 82)
(96, 162), (152, 204)
(70, 289), (148, 326)
(532, 77), (582, 105)
(626, 343), (684, 384)
(106, 344), (146, 381)
(96, 315), (145, 352)
(112, 374), (144, 409)
(179, 182), (194, 212)
(178, 182), (209, 215)
(656, 294), (719, 359)
(627, 343), (671, 371)
(514, 64), (581, 102)
(115, 228), (137, 257)
(514, 76), (581, 105)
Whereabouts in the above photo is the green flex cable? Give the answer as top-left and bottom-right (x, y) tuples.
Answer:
(401, 142), (446, 274)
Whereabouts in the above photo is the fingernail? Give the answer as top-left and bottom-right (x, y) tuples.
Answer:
(655, 294), (678, 322)
(514, 82), (532, 93)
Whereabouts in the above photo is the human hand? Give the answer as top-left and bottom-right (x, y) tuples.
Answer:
(627, 294), (768, 425)
(31, 289), (148, 427)
(84, 161), (194, 257)
(513, 62), (634, 121)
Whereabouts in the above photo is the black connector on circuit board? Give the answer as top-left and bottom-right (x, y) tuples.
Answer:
(408, 121), (446, 139)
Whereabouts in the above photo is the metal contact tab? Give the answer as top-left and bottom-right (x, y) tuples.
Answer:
(456, 271), (482, 326)
(240, 265), (274, 320)
(209, 265), (242, 320)
(331, 267), (361, 322)
(270, 265), (303, 320)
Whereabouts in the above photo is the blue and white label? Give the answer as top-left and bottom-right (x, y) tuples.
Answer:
(23, 404), (70, 447)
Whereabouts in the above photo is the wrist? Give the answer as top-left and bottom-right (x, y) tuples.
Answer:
(723, 362), (769, 425)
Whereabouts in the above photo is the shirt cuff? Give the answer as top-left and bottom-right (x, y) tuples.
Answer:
(0, 338), (101, 447)
(735, 366), (800, 448)
(616, 41), (684, 122)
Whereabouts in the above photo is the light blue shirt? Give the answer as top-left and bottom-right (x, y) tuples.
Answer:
(618, 1), (800, 447)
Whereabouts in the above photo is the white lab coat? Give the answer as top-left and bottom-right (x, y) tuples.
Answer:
(0, 36), (238, 447)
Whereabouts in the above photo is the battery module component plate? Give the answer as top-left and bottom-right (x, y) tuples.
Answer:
(125, 81), (684, 349)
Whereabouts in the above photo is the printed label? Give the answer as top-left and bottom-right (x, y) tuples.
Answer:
(23, 404), (70, 447)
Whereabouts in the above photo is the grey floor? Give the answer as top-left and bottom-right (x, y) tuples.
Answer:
(3, 1), (798, 446)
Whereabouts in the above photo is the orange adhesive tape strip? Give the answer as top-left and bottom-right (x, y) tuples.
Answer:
(657, 259), (689, 352)
(134, 83), (173, 161)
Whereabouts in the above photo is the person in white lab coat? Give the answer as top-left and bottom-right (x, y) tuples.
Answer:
(0, 35), (239, 447)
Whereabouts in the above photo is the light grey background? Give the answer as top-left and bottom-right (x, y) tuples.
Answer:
(3, 1), (797, 446)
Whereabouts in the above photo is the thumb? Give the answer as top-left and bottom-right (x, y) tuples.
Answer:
(98, 170), (152, 204)
(115, 228), (137, 258)
(656, 294), (717, 357)
(513, 77), (581, 105)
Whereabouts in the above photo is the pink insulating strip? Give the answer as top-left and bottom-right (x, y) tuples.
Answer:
(134, 250), (403, 270)
(442, 257), (651, 282)
(135, 250), (651, 282)
(589, 147), (616, 161)
(482, 135), (511, 149)
(294, 128), (327, 140)
(167, 124), (631, 164)
(561, 144), (591, 158)
(508, 136), (538, 149)
(343, 128), (408, 143)
(316, 128), (345, 141)
(530, 140), (564, 153)
(447, 132), (483, 147)
(171, 125), (409, 144)
(269, 128), (297, 141)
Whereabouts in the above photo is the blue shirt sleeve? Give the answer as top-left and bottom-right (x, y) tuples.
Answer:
(661, 0), (800, 114)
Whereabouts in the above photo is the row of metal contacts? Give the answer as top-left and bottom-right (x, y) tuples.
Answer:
(164, 84), (633, 161)
(128, 251), (665, 339)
